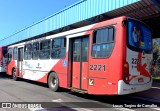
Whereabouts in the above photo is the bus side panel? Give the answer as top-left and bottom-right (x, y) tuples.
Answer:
(37, 72), (48, 83)
(57, 73), (67, 88)
(36, 71), (67, 88)
(51, 61), (68, 88)
(7, 60), (16, 75)
(87, 18), (125, 95)
(27, 58), (68, 88)
(37, 61), (68, 88)
(50, 54), (69, 88)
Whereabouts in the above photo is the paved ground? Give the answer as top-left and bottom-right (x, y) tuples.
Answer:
(128, 82), (160, 104)
(0, 74), (159, 111)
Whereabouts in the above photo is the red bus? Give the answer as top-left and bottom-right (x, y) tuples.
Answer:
(6, 16), (152, 95)
(0, 46), (8, 73)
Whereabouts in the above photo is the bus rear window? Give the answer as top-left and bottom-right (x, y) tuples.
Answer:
(127, 20), (152, 52)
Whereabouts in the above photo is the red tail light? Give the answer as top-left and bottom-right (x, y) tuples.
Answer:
(123, 60), (130, 84)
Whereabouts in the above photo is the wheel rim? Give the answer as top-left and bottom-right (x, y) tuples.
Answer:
(50, 77), (57, 88)
(13, 70), (16, 79)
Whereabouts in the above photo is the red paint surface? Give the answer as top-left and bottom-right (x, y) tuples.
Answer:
(37, 73), (48, 84)
(72, 62), (80, 88)
(51, 58), (68, 88)
(87, 17), (126, 94)
(6, 60), (23, 78)
(58, 73), (67, 88)
(137, 53), (150, 77)
(81, 62), (88, 90)
(7, 60), (15, 75)
(37, 52), (69, 88)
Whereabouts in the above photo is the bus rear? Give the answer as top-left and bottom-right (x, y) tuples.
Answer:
(118, 18), (152, 95)
(0, 46), (8, 73)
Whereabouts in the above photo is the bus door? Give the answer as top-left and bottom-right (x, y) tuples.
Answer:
(71, 36), (89, 90)
(17, 47), (23, 76)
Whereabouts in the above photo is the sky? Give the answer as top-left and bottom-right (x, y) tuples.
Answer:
(0, 0), (80, 39)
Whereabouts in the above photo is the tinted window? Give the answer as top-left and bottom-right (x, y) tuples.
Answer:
(40, 40), (50, 50)
(24, 44), (32, 60)
(18, 48), (23, 61)
(73, 39), (81, 62)
(7, 48), (12, 63)
(52, 38), (61, 48)
(82, 38), (89, 62)
(33, 42), (39, 51)
(32, 42), (39, 60)
(39, 40), (50, 59)
(92, 44), (114, 58)
(13, 47), (17, 60)
(92, 27), (114, 58)
(51, 38), (66, 59)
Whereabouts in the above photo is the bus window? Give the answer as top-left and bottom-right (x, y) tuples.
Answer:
(13, 47), (17, 60)
(24, 44), (32, 60)
(82, 38), (89, 62)
(39, 40), (51, 59)
(92, 27), (114, 58)
(32, 42), (39, 60)
(7, 48), (12, 63)
(73, 39), (81, 62)
(51, 38), (66, 59)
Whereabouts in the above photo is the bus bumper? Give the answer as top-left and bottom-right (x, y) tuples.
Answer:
(118, 80), (152, 95)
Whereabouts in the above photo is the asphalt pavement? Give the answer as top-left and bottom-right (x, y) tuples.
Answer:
(0, 74), (159, 111)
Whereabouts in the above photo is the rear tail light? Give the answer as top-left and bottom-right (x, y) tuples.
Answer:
(123, 60), (130, 84)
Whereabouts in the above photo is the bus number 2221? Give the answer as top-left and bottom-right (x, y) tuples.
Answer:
(89, 64), (106, 71)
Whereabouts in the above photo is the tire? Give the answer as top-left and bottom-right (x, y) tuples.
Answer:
(12, 69), (18, 81)
(48, 72), (59, 92)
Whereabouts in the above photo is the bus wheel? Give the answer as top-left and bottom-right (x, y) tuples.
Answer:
(48, 72), (59, 92)
(12, 69), (18, 81)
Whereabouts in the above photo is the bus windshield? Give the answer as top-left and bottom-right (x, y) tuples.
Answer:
(127, 19), (152, 52)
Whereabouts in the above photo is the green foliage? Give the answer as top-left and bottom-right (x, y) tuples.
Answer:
(153, 76), (160, 82)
